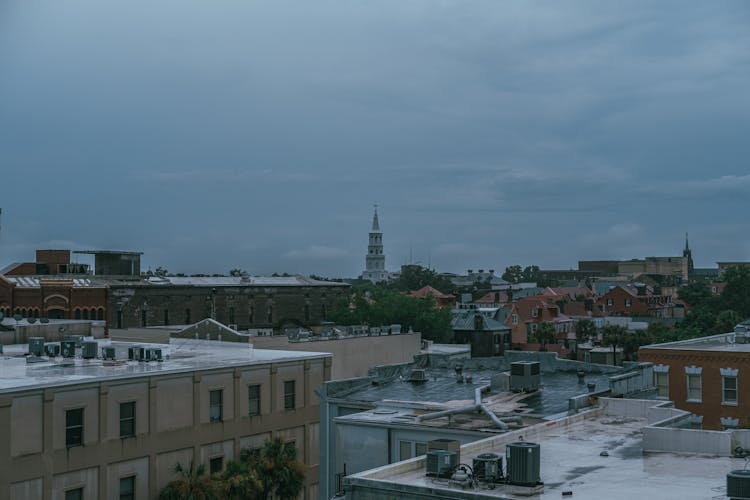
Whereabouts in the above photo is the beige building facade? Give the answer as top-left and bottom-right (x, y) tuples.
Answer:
(0, 339), (330, 499)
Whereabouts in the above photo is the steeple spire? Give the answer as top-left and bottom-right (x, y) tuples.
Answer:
(363, 205), (386, 283)
(685, 232), (690, 252)
(371, 204), (380, 232)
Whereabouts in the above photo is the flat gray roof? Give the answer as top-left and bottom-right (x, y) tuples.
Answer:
(0, 338), (330, 393)
(347, 407), (740, 499)
(642, 332), (750, 352)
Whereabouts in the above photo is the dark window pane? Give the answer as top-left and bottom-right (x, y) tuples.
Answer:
(209, 456), (223, 474)
(66, 408), (84, 447)
(65, 488), (83, 500)
(119, 476), (135, 500)
(284, 380), (295, 410)
(248, 385), (261, 416)
(209, 390), (223, 422)
(120, 402), (136, 438)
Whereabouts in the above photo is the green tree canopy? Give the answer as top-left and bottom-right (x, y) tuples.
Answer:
(575, 319), (597, 344)
(721, 266), (750, 318)
(502, 265), (523, 284)
(390, 265), (454, 293)
(602, 324), (629, 365)
(533, 322), (556, 350)
(715, 309), (743, 334)
(159, 461), (218, 500)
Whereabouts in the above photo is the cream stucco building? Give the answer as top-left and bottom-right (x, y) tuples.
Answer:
(0, 338), (330, 499)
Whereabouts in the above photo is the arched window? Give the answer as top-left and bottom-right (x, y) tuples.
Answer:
(21, 309), (27, 318)
(97, 308), (104, 320)
(74, 309), (81, 320)
(82, 309), (89, 320)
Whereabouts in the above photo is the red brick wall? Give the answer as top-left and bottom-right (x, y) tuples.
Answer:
(640, 347), (750, 430)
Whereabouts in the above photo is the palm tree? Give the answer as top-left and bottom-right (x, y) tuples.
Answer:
(159, 461), (218, 500)
(534, 322), (557, 351)
(601, 324), (628, 366)
(217, 459), (262, 500)
(242, 438), (306, 500)
(575, 319), (597, 345)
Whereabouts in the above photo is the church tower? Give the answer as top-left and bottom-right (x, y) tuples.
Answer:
(362, 206), (387, 283)
(683, 232), (694, 279)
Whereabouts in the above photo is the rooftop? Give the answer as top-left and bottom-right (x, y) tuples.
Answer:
(642, 332), (750, 352)
(143, 275), (349, 287)
(0, 338), (330, 393)
(345, 402), (740, 499)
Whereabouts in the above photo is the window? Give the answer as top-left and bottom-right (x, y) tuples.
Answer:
(625, 299), (632, 307)
(654, 365), (670, 398)
(65, 488), (83, 500)
(229, 307), (235, 325)
(75, 309), (82, 320)
(399, 440), (412, 460)
(117, 310), (123, 329)
(141, 310), (147, 327)
(721, 368), (739, 405)
(248, 306), (254, 324)
(284, 380), (295, 410)
(209, 456), (224, 474)
(511, 314), (518, 325)
(209, 390), (223, 422)
(120, 402), (136, 438)
(119, 476), (135, 500)
(606, 298), (613, 306)
(184, 308), (191, 324)
(321, 304), (327, 320)
(82, 309), (89, 320)
(685, 366), (702, 402)
(163, 309), (170, 325)
(248, 385), (261, 416)
(66, 408), (84, 447)
(531, 307), (538, 318)
(415, 442), (427, 456)
(304, 304), (310, 322)
(266, 305), (273, 323)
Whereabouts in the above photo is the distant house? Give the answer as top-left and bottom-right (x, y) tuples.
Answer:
(408, 285), (456, 307)
(503, 296), (574, 351)
(451, 310), (510, 357)
(595, 284), (682, 319)
(473, 290), (509, 308)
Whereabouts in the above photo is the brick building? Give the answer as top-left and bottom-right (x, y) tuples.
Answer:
(594, 284), (681, 319)
(504, 296), (574, 351)
(639, 332), (750, 430)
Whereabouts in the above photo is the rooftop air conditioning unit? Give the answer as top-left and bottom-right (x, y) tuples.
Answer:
(428, 439), (461, 465)
(473, 453), (504, 483)
(44, 343), (60, 357)
(506, 442), (541, 486)
(408, 369), (427, 383)
(728, 470), (750, 500)
(81, 341), (98, 359)
(128, 346), (145, 361)
(425, 450), (458, 478)
(510, 361), (541, 392)
(61, 340), (77, 358)
(102, 346), (116, 360)
(28, 337), (45, 357)
(145, 347), (163, 362)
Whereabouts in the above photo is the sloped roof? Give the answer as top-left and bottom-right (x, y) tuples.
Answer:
(409, 285), (455, 300)
(451, 311), (509, 332)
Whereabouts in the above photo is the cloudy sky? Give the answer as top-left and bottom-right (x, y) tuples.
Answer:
(1, 1), (749, 277)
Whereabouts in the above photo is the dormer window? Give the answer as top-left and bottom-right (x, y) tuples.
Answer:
(531, 307), (539, 318)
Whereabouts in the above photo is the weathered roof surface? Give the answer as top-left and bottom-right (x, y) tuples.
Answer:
(0, 338), (330, 393)
(409, 285), (454, 300)
(452, 311), (509, 332)
(642, 332), (750, 352)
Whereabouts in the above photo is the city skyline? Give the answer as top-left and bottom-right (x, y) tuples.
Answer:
(1, 1), (749, 277)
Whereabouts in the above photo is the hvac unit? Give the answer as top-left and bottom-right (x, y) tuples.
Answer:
(727, 470), (750, 500)
(28, 337), (45, 357)
(473, 453), (503, 483)
(506, 442), (541, 486)
(102, 346), (116, 360)
(61, 340), (77, 358)
(408, 369), (427, 383)
(128, 346), (145, 361)
(81, 341), (98, 359)
(45, 343), (61, 357)
(510, 361), (541, 392)
(64, 335), (84, 347)
(425, 450), (458, 478)
(145, 348), (163, 362)
(428, 439), (461, 465)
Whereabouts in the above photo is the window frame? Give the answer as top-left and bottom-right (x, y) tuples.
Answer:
(209, 389), (223, 423)
(209, 456), (224, 475)
(686, 372), (702, 403)
(65, 488), (84, 500)
(284, 380), (296, 410)
(119, 475), (135, 500)
(119, 401), (136, 438)
(248, 384), (261, 416)
(722, 375), (738, 406)
(65, 408), (84, 448)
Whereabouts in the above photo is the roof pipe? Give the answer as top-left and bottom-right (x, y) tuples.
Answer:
(417, 384), (515, 430)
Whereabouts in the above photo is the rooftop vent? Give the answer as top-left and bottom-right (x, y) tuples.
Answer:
(473, 453), (504, 483)
(101, 346), (116, 360)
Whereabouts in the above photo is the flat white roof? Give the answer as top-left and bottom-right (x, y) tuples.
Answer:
(348, 407), (740, 499)
(0, 338), (330, 393)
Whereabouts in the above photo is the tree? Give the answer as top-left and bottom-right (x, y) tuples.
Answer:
(155, 266), (169, 277)
(502, 265), (523, 284)
(390, 265), (454, 293)
(217, 460), (262, 500)
(159, 461), (219, 500)
(533, 322), (556, 351)
(721, 266), (750, 319)
(601, 324), (628, 366)
(715, 310), (743, 334)
(242, 438), (305, 500)
(678, 281), (711, 308)
(229, 268), (247, 277)
(521, 265), (540, 283)
(575, 319), (597, 344)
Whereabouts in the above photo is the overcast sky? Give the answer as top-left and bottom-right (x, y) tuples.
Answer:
(1, 1), (749, 277)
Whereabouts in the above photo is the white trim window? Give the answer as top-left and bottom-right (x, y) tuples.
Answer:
(654, 365), (670, 398)
(685, 366), (702, 403)
(721, 368), (739, 406)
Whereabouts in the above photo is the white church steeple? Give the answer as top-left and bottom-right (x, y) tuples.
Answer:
(362, 205), (387, 283)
